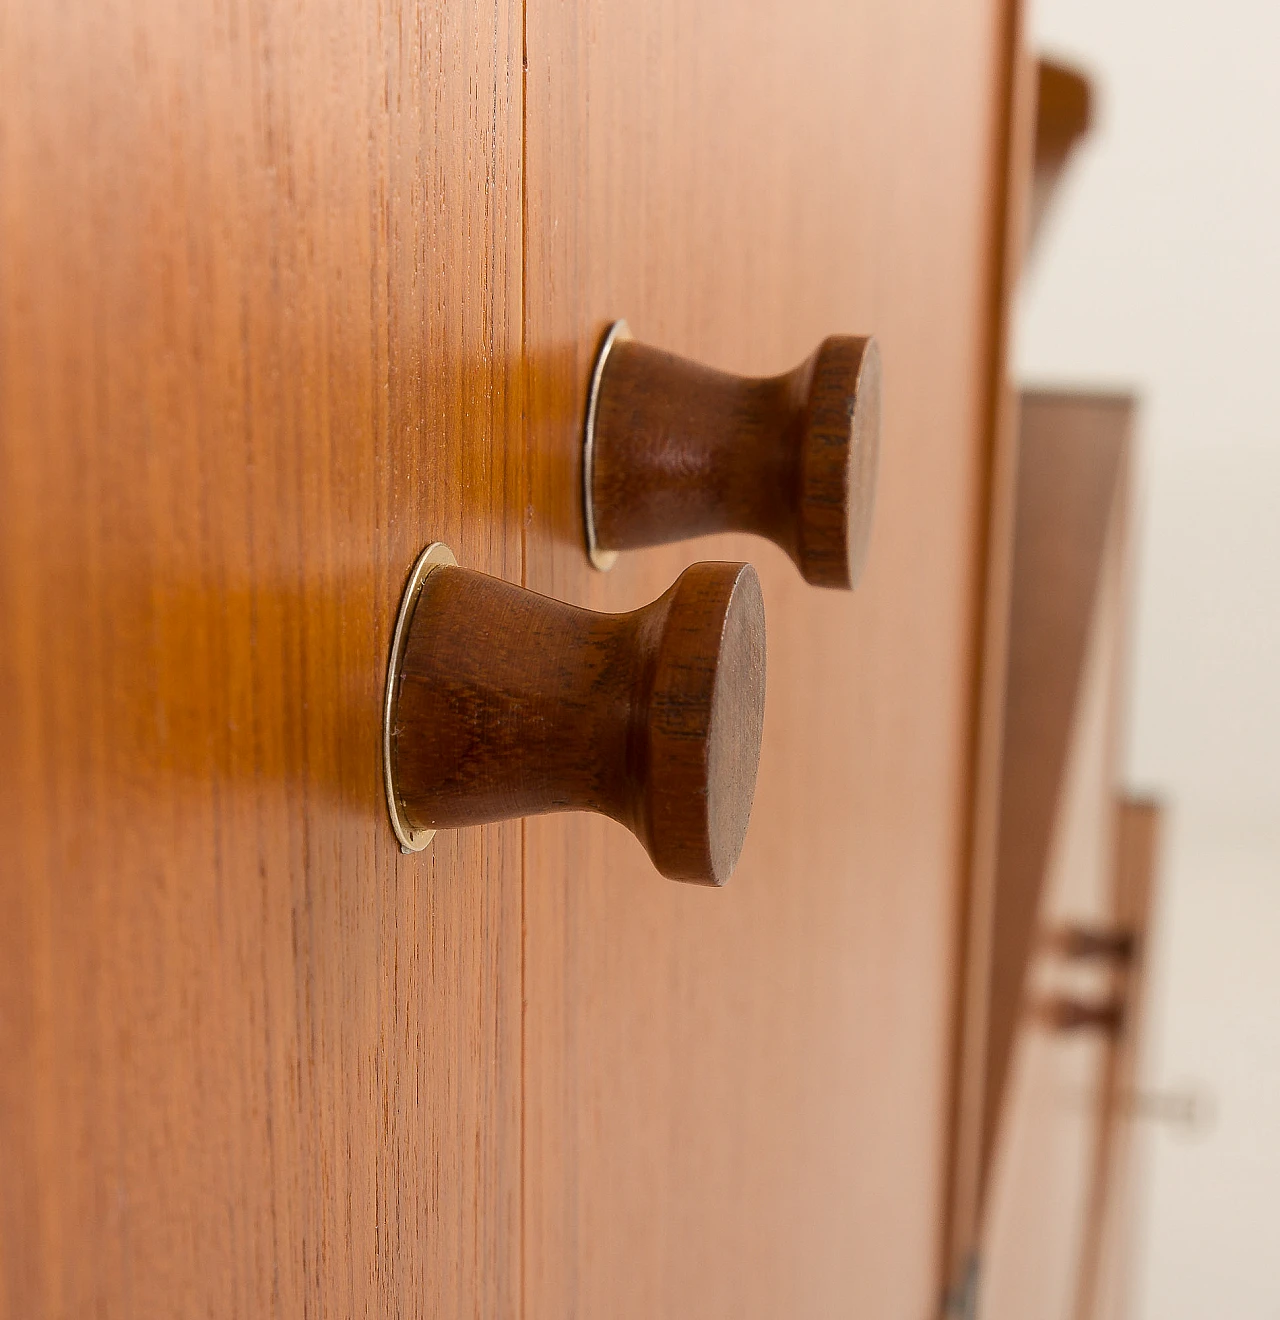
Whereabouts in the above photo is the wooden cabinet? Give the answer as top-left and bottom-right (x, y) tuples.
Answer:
(978, 391), (1134, 1320)
(975, 394), (1159, 1320)
(522, 5), (1018, 1316)
(1, 3), (525, 1312)
(2, 1), (1023, 1316)
(1082, 798), (1163, 1320)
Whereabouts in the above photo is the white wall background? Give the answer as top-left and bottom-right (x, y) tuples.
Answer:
(1015, 1), (1280, 1316)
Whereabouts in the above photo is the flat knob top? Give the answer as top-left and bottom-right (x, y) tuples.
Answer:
(796, 335), (882, 589)
(644, 561), (766, 884)
(585, 325), (882, 589)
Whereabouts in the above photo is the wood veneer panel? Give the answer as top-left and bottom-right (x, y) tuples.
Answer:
(0, 4), (523, 1315)
(979, 392), (1134, 1201)
(948, 47), (1101, 1305)
(522, 3), (1015, 1315)
(1078, 797), (1164, 1320)
(944, 24), (1038, 1301)
(980, 473), (1132, 1320)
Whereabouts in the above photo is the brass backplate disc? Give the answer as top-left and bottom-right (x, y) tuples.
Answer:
(383, 541), (458, 853)
(582, 319), (631, 572)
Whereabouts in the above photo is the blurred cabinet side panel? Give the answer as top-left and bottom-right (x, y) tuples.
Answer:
(1080, 797), (1164, 1320)
(979, 394), (1137, 1320)
(0, 3), (524, 1316)
(522, 2), (1013, 1315)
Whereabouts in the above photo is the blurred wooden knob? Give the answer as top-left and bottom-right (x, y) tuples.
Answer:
(1036, 995), (1126, 1035)
(1047, 924), (1139, 962)
(383, 544), (766, 886)
(584, 321), (882, 589)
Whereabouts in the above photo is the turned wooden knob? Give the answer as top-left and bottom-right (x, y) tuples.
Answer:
(1047, 924), (1139, 962)
(382, 544), (767, 885)
(584, 322), (882, 589)
(1035, 995), (1126, 1035)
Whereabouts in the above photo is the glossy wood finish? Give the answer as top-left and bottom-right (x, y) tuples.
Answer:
(523, 2), (1017, 1315)
(3, 1), (1027, 1314)
(389, 558), (765, 884)
(588, 330), (882, 588)
(0, 3), (524, 1314)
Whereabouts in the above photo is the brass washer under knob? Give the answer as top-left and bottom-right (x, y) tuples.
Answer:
(383, 540), (458, 853)
(582, 319), (631, 572)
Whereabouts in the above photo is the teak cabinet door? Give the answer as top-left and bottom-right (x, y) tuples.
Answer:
(1, 2), (524, 1315)
(3, 1), (1017, 1317)
(522, 2), (1014, 1316)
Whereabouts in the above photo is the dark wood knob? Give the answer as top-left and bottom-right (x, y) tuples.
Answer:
(584, 322), (882, 589)
(1035, 995), (1126, 1035)
(382, 544), (767, 886)
(1046, 924), (1139, 963)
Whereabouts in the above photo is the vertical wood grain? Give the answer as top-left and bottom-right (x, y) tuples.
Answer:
(942, 19), (1037, 1301)
(0, 1), (523, 1315)
(522, 3), (1013, 1315)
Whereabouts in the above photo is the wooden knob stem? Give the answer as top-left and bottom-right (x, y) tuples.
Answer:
(1036, 995), (1126, 1035)
(383, 544), (766, 886)
(584, 322), (882, 589)
(1047, 924), (1139, 962)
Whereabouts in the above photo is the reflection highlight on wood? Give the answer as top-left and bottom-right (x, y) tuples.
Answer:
(0, 0), (526, 1312)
